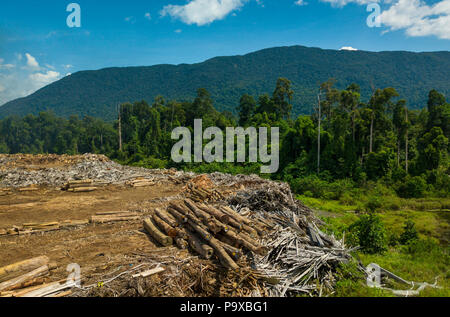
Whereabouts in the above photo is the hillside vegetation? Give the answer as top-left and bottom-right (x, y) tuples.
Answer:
(1, 46), (449, 120)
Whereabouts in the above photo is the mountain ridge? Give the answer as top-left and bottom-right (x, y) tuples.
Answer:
(1, 45), (449, 121)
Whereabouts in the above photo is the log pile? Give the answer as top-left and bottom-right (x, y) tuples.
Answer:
(0, 188), (12, 196)
(18, 184), (39, 192)
(62, 180), (99, 192)
(125, 177), (155, 188)
(0, 219), (90, 237)
(142, 199), (272, 271)
(182, 175), (228, 202)
(0, 256), (72, 297)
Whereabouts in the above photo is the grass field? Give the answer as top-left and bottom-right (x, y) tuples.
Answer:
(297, 195), (450, 297)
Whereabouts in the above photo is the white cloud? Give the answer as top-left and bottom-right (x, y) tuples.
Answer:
(145, 12), (152, 20)
(321, 0), (450, 40)
(0, 54), (63, 106)
(320, 0), (379, 6)
(161, 0), (248, 26)
(294, 0), (307, 6)
(29, 71), (61, 85)
(340, 46), (358, 51)
(124, 16), (136, 24)
(379, 0), (450, 40)
(25, 53), (39, 69)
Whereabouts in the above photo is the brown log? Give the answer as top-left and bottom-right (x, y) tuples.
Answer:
(0, 265), (49, 292)
(94, 211), (134, 216)
(154, 208), (177, 227)
(220, 206), (252, 226)
(186, 221), (212, 242)
(68, 187), (97, 193)
(184, 199), (211, 221)
(166, 207), (188, 224)
(217, 241), (242, 261)
(185, 231), (213, 260)
(0, 256), (49, 283)
(169, 202), (191, 216)
(152, 214), (178, 238)
(90, 215), (140, 224)
(143, 218), (173, 247)
(175, 238), (189, 250)
(197, 204), (230, 224)
(207, 237), (239, 271)
(223, 230), (264, 255)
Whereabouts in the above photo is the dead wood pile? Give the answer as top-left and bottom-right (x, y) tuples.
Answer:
(0, 256), (74, 297)
(227, 182), (351, 296)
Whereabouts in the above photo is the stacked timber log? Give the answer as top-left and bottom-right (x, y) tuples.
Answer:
(0, 219), (90, 237)
(62, 180), (98, 192)
(125, 177), (155, 188)
(0, 256), (72, 297)
(143, 199), (272, 271)
(90, 211), (141, 224)
(18, 184), (39, 192)
(183, 182), (226, 203)
(0, 188), (12, 196)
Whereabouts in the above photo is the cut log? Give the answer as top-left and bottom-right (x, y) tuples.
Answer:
(166, 207), (188, 224)
(154, 208), (178, 227)
(218, 241), (242, 261)
(207, 237), (239, 271)
(0, 265), (49, 292)
(186, 230), (214, 260)
(143, 218), (173, 247)
(184, 199), (211, 222)
(175, 238), (189, 250)
(68, 187), (97, 193)
(94, 211), (133, 216)
(0, 256), (49, 283)
(187, 220), (212, 242)
(220, 206), (252, 226)
(223, 230), (264, 255)
(90, 215), (140, 224)
(197, 204), (230, 224)
(152, 214), (178, 238)
(132, 267), (165, 278)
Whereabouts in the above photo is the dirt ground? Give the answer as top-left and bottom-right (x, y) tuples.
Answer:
(0, 183), (185, 286)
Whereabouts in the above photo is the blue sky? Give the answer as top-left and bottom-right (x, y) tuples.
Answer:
(1, 0), (449, 105)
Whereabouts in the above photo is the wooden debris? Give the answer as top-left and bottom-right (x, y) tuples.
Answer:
(143, 218), (173, 247)
(132, 267), (165, 278)
(126, 177), (155, 188)
(19, 184), (39, 192)
(0, 265), (49, 292)
(0, 256), (49, 283)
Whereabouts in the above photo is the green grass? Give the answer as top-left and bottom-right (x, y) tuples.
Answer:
(297, 195), (450, 297)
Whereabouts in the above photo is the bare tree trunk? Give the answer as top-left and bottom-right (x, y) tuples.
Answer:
(317, 94), (321, 174)
(369, 112), (374, 153)
(352, 113), (356, 143)
(118, 104), (123, 152)
(405, 109), (409, 173)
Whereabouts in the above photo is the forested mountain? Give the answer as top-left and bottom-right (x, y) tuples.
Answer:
(1, 46), (449, 121)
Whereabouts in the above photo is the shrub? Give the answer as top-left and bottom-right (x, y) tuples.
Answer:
(396, 176), (427, 198)
(399, 220), (419, 245)
(365, 196), (383, 212)
(348, 214), (387, 254)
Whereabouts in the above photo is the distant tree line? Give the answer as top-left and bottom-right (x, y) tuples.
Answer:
(0, 79), (448, 198)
